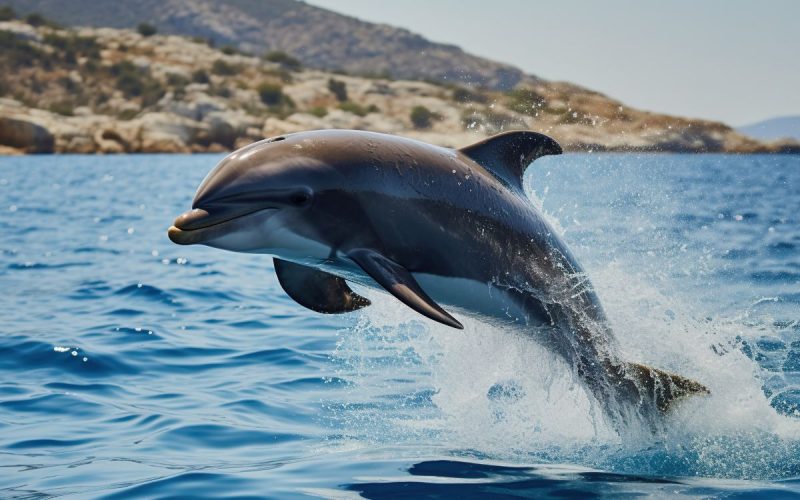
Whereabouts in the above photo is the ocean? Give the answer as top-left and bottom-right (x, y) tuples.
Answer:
(1, 152), (799, 498)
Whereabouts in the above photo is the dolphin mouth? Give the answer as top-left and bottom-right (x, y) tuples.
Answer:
(167, 206), (275, 245)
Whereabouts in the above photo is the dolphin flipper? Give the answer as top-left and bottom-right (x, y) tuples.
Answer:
(348, 249), (464, 329)
(273, 258), (371, 314)
(459, 131), (562, 192)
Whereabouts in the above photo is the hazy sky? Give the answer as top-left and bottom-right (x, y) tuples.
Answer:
(307, 0), (799, 126)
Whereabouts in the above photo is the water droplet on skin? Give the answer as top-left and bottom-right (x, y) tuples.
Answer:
(71, 351), (78, 356)
(9, 205), (17, 212)
(82, 357), (88, 362)
(127, 227), (135, 234)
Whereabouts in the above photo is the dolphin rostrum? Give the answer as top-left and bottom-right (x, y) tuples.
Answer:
(168, 129), (708, 428)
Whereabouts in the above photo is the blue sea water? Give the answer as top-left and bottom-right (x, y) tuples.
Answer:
(0, 152), (799, 498)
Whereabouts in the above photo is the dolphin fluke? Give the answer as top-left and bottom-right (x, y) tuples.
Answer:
(620, 362), (709, 413)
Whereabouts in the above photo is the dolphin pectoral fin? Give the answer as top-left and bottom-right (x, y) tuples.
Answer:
(273, 258), (371, 314)
(459, 131), (562, 192)
(622, 362), (710, 413)
(348, 249), (464, 330)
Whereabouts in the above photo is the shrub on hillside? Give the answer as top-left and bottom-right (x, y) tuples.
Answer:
(191, 70), (210, 84)
(506, 87), (545, 115)
(111, 61), (165, 106)
(211, 59), (238, 76)
(452, 86), (488, 104)
(0, 6), (16, 21)
(263, 51), (302, 71)
(257, 82), (294, 110)
(137, 23), (157, 37)
(327, 78), (347, 102)
(410, 105), (439, 129)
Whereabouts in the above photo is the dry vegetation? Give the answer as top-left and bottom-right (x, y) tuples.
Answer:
(0, 14), (796, 154)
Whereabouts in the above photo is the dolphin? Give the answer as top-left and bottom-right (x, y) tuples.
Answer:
(168, 129), (708, 428)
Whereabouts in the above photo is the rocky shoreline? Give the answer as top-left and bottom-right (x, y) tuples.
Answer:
(1, 20), (797, 155)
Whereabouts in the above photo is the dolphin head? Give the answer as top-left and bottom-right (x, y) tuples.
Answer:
(168, 135), (337, 259)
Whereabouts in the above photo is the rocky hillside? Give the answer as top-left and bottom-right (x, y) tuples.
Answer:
(1, 0), (526, 90)
(0, 18), (795, 155)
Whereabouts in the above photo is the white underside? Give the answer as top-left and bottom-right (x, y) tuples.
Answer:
(203, 211), (532, 327)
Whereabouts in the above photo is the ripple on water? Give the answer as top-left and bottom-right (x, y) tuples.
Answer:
(7, 437), (95, 450)
(0, 337), (139, 378)
(8, 261), (92, 271)
(156, 424), (302, 450)
(113, 283), (180, 306)
(0, 393), (104, 419)
(101, 472), (261, 499)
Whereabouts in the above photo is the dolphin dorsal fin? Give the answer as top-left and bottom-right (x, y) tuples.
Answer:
(459, 131), (562, 192)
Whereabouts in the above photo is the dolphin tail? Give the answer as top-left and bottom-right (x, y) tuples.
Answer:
(619, 362), (709, 413)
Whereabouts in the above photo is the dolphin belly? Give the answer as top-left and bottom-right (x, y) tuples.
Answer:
(412, 273), (541, 327)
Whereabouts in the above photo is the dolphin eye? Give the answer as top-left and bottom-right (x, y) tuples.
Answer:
(289, 190), (312, 206)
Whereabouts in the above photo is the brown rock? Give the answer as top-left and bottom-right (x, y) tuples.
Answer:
(0, 115), (55, 153)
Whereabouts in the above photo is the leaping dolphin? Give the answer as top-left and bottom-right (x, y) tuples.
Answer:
(168, 129), (708, 428)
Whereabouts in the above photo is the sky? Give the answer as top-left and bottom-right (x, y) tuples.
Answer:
(306, 0), (799, 126)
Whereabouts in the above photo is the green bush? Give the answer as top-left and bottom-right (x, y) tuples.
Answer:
(452, 86), (488, 104)
(211, 59), (238, 76)
(48, 101), (74, 116)
(461, 109), (522, 132)
(25, 13), (48, 26)
(42, 33), (100, 65)
(263, 51), (301, 71)
(117, 108), (139, 121)
(339, 101), (371, 117)
(0, 31), (50, 68)
(166, 73), (190, 88)
(220, 45), (238, 55)
(191, 69), (210, 84)
(0, 6), (16, 21)
(507, 87), (545, 115)
(137, 23), (157, 37)
(257, 82), (285, 106)
(57, 75), (77, 92)
(309, 106), (327, 118)
(111, 61), (164, 106)
(410, 105), (439, 129)
(327, 78), (347, 102)
(211, 85), (231, 98)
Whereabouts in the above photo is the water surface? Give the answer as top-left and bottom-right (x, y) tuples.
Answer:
(1, 153), (799, 497)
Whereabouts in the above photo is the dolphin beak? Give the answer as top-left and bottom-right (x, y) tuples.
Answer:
(168, 208), (215, 245)
(167, 203), (277, 246)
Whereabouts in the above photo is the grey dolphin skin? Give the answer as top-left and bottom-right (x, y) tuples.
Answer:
(168, 129), (708, 429)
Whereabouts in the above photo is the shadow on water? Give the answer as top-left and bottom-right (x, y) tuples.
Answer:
(345, 460), (797, 498)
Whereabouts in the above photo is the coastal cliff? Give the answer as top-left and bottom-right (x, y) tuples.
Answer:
(0, 18), (796, 154)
